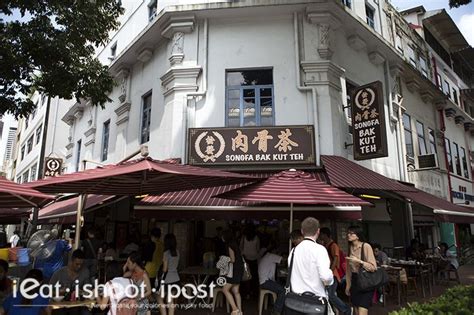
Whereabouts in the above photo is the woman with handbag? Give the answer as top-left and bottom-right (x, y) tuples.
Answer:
(345, 226), (377, 315)
(222, 230), (244, 315)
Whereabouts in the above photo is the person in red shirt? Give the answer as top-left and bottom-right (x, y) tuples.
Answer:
(319, 227), (351, 315)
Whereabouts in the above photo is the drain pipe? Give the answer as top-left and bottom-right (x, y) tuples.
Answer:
(294, 12), (320, 166)
(183, 18), (208, 164)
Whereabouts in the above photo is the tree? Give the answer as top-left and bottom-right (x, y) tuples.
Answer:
(449, 0), (472, 8)
(0, 1), (124, 117)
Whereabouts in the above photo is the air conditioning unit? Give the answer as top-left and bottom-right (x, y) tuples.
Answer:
(417, 153), (438, 170)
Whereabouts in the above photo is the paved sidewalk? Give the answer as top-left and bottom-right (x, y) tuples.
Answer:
(149, 264), (474, 315)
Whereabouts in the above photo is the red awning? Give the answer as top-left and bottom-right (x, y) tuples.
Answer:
(38, 195), (118, 224)
(321, 155), (417, 192)
(397, 189), (474, 224)
(0, 176), (55, 208)
(0, 208), (31, 223)
(26, 157), (257, 195)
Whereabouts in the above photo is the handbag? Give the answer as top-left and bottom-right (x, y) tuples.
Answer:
(356, 243), (389, 292)
(242, 257), (252, 281)
(284, 239), (327, 314)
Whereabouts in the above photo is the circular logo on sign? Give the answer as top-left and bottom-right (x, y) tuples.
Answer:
(354, 87), (376, 111)
(46, 159), (60, 172)
(195, 131), (225, 162)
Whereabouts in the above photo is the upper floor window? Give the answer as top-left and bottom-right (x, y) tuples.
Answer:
(345, 81), (357, 135)
(22, 170), (29, 184)
(20, 145), (25, 161)
(226, 69), (274, 127)
(365, 4), (375, 29)
(35, 125), (42, 145)
(461, 147), (469, 179)
(428, 128), (437, 154)
(25, 117), (29, 130)
(395, 34), (403, 53)
(416, 121), (427, 155)
(102, 120), (110, 161)
(148, 0), (157, 21)
(16, 176), (21, 184)
(453, 142), (461, 176)
(403, 113), (414, 158)
(30, 164), (37, 182)
(452, 88), (458, 105)
(110, 42), (117, 61)
(443, 80), (451, 98)
(445, 138), (453, 173)
(141, 92), (152, 144)
(341, 0), (351, 8)
(27, 135), (33, 153)
(407, 46), (416, 68)
(75, 139), (82, 172)
(436, 74), (442, 91)
(419, 57), (428, 77)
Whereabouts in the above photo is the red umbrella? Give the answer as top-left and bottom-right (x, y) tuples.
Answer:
(0, 176), (55, 208)
(215, 169), (371, 249)
(26, 157), (257, 247)
(27, 157), (256, 195)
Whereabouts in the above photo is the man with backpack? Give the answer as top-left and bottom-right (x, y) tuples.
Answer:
(319, 227), (351, 315)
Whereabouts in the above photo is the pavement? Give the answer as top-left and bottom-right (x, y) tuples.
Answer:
(147, 264), (474, 315)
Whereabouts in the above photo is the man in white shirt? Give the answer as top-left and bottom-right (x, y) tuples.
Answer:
(9, 230), (19, 248)
(288, 217), (333, 301)
(258, 246), (285, 315)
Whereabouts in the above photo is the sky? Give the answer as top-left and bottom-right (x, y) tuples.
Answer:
(390, 0), (474, 46)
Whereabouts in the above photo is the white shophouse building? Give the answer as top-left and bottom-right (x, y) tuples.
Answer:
(56, 0), (474, 250)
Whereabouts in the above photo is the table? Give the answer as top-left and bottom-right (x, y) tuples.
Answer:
(180, 266), (219, 306)
(389, 260), (433, 298)
(381, 265), (403, 306)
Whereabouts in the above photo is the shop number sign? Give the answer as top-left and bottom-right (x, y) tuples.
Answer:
(44, 157), (62, 177)
(351, 81), (388, 160)
(188, 125), (315, 167)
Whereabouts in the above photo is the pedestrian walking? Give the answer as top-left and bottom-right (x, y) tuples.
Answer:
(345, 226), (377, 315)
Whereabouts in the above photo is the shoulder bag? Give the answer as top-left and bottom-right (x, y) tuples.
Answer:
(357, 242), (389, 291)
(284, 239), (327, 315)
(242, 257), (252, 281)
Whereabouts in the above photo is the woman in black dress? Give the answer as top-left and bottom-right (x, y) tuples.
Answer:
(345, 225), (377, 315)
(222, 229), (244, 315)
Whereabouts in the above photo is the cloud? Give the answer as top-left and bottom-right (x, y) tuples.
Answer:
(458, 13), (474, 47)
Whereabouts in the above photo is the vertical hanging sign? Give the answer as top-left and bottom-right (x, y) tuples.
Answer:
(351, 81), (388, 160)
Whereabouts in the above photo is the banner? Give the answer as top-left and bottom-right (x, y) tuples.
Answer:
(351, 81), (388, 160)
(188, 125), (315, 167)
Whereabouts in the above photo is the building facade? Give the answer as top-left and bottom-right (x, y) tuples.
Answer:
(56, 0), (473, 249)
(0, 114), (17, 177)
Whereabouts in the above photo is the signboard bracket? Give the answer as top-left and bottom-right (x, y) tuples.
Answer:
(344, 142), (353, 149)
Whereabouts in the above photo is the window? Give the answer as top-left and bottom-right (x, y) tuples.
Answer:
(452, 88), (458, 105)
(436, 74), (442, 91)
(140, 92), (152, 144)
(148, 0), (157, 20)
(22, 170), (29, 184)
(75, 139), (82, 172)
(403, 113), (414, 158)
(27, 135), (33, 153)
(36, 125), (42, 145)
(445, 138), (453, 172)
(420, 57), (428, 77)
(428, 128), (437, 154)
(110, 42), (117, 60)
(226, 69), (274, 127)
(395, 34), (403, 52)
(407, 46), (416, 68)
(25, 117), (29, 130)
(416, 121), (427, 155)
(16, 176), (21, 184)
(461, 147), (469, 179)
(444, 80), (451, 98)
(345, 81), (357, 134)
(101, 120), (110, 161)
(21, 145), (25, 160)
(453, 142), (461, 176)
(30, 164), (37, 181)
(366, 4), (375, 29)
(341, 0), (351, 8)
(41, 94), (47, 106)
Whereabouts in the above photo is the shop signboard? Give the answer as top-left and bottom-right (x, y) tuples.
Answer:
(351, 81), (388, 160)
(188, 125), (315, 166)
(43, 157), (62, 177)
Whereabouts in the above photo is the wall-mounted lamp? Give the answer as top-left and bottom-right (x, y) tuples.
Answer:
(360, 194), (382, 200)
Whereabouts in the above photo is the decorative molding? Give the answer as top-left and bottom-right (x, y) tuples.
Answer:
(445, 108), (456, 118)
(368, 51), (385, 65)
(160, 66), (202, 97)
(84, 127), (96, 147)
(454, 115), (465, 125)
(389, 63), (404, 77)
(115, 102), (132, 126)
(169, 53), (185, 66)
(434, 98), (447, 110)
(300, 60), (345, 91)
(65, 142), (74, 159)
(115, 68), (130, 104)
(464, 122), (472, 131)
(347, 35), (367, 52)
(405, 78), (420, 93)
(420, 89), (435, 103)
(161, 16), (195, 39)
(137, 48), (153, 63)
